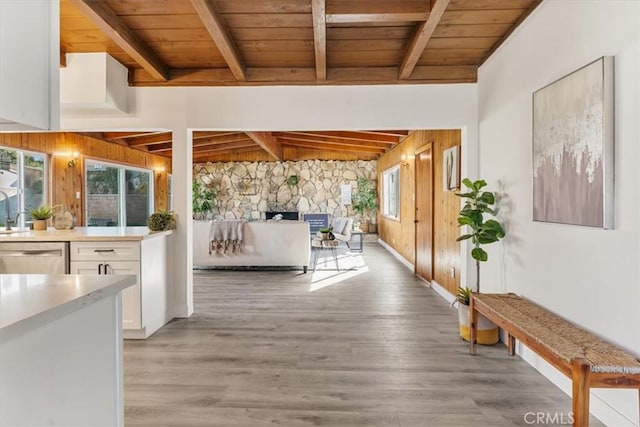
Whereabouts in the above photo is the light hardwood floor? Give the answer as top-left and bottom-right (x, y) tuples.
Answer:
(124, 244), (603, 426)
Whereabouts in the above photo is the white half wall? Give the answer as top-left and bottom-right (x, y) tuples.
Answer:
(61, 83), (478, 320)
(478, 1), (640, 425)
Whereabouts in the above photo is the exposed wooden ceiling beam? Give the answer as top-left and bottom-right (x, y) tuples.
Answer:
(325, 1), (429, 24)
(190, 0), (246, 81)
(398, 0), (451, 80)
(193, 146), (266, 159)
(311, 0), (327, 80)
(68, 0), (169, 81)
(245, 132), (284, 161)
(193, 131), (242, 140)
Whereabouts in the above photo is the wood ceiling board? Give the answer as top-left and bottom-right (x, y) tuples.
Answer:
(222, 14), (313, 28)
(432, 23), (513, 37)
(193, 142), (258, 154)
(440, 9), (526, 25)
(327, 51), (403, 68)
(104, 0), (197, 15)
(191, 0), (247, 81)
(127, 133), (174, 147)
(410, 65), (476, 80)
(146, 143), (173, 152)
(194, 145), (269, 157)
(243, 52), (315, 68)
(277, 137), (391, 152)
(326, 26), (413, 40)
(280, 141), (386, 155)
(328, 39), (406, 51)
(419, 48), (486, 61)
(133, 28), (215, 42)
(231, 28), (315, 41)
(193, 131), (244, 139)
(426, 37), (500, 49)
(284, 130), (401, 144)
(67, 0), (169, 80)
(236, 40), (316, 51)
(117, 14), (206, 30)
(448, 0), (538, 10)
(193, 134), (255, 147)
(214, 0), (312, 14)
(103, 131), (169, 140)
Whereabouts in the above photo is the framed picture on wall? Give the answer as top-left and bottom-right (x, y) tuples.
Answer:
(443, 145), (460, 191)
(532, 56), (614, 228)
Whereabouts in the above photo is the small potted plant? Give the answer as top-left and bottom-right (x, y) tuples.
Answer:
(147, 209), (177, 231)
(29, 204), (53, 231)
(352, 177), (377, 232)
(318, 226), (334, 241)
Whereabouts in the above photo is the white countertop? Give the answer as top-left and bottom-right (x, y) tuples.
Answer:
(0, 226), (172, 242)
(0, 274), (136, 337)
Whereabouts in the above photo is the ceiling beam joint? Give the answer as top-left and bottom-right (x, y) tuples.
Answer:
(245, 132), (283, 161)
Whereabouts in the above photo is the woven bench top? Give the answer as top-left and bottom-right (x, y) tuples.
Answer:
(473, 293), (640, 375)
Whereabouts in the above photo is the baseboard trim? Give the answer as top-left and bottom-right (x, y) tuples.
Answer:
(431, 280), (456, 305)
(377, 238), (414, 271)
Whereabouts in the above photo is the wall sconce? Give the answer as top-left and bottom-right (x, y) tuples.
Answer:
(155, 166), (166, 175)
(67, 152), (79, 167)
(401, 154), (411, 168)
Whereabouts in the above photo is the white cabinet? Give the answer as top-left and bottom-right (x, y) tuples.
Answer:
(0, 0), (59, 130)
(70, 237), (170, 339)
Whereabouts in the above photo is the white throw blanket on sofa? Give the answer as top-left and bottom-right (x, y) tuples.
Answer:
(209, 220), (245, 255)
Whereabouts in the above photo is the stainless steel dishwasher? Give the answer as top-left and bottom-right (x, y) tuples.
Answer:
(0, 242), (69, 274)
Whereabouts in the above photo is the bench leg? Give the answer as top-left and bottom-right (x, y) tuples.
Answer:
(469, 294), (477, 355)
(572, 359), (591, 427)
(508, 333), (516, 356)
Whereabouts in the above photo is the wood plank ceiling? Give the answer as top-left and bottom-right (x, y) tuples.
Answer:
(61, 0), (541, 86)
(91, 130), (409, 163)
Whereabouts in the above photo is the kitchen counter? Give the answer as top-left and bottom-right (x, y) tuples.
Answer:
(1, 274), (136, 426)
(1, 274), (135, 336)
(0, 226), (172, 241)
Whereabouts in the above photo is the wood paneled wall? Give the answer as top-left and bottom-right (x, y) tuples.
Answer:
(0, 132), (172, 225)
(377, 130), (461, 296)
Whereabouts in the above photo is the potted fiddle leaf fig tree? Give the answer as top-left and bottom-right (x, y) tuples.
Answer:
(352, 177), (377, 232)
(192, 180), (217, 220)
(454, 178), (506, 344)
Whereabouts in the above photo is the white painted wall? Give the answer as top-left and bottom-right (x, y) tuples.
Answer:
(61, 83), (478, 319)
(478, 1), (640, 425)
(0, 0), (59, 130)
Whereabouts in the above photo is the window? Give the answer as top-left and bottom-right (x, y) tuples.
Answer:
(383, 165), (400, 220)
(85, 160), (153, 226)
(0, 147), (47, 228)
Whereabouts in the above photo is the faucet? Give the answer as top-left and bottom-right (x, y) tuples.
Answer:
(0, 190), (13, 231)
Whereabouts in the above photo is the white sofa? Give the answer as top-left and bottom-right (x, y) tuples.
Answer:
(193, 220), (310, 272)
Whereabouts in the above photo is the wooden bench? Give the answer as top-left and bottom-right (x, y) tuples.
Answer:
(469, 293), (640, 427)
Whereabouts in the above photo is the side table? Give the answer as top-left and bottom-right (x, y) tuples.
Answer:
(311, 238), (340, 271)
(349, 231), (376, 253)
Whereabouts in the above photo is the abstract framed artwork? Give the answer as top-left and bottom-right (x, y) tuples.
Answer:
(443, 145), (460, 191)
(532, 56), (614, 229)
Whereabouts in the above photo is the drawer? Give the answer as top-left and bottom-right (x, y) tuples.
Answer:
(70, 241), (140, 262)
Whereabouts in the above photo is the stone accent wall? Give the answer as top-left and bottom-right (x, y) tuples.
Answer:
(193, 160), (377, 222)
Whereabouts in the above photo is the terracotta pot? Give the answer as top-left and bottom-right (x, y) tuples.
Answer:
(360, 223), (369, 233)
(457, 303), (499, 345)
(33, 219), (48, 231)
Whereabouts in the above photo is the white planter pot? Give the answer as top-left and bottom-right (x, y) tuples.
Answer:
(458, 304), (499, 345)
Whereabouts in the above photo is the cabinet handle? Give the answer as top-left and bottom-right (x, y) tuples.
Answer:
(98, 263), (103, 274)
(94, 249), (116, 253)
(104, 264), (110, 274)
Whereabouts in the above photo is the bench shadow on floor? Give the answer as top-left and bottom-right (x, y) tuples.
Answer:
(124, 243), (604, 427)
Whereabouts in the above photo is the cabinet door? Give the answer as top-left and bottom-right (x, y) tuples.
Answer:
(70, 261), (141, 330)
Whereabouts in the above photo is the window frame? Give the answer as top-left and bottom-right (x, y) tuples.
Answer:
(382, 164), (400, 221)
(84, 159), (154, 227)
(0, 146), (48, 228)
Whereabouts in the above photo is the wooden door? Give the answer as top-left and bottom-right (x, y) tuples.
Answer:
(415, 145), (433, 282)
